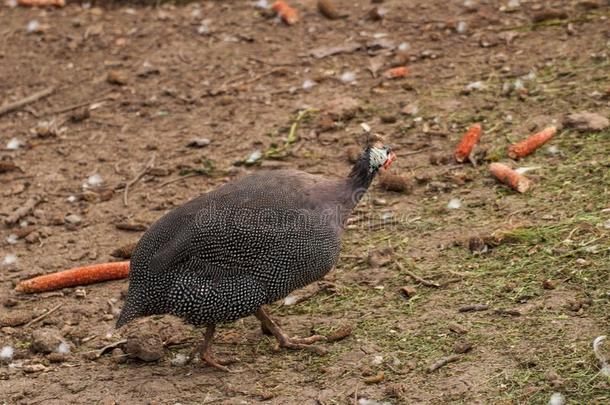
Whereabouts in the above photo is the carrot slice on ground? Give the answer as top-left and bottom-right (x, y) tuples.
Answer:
(489, 163), (531, 193)
(508, 126), (556, 159)
(383, 66), (409, 79)
(271, 1), (299, 25)
(15, 261), (130, 293)
(454, 123), (483, 163)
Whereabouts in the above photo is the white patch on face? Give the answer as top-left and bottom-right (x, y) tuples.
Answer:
(369, 147), (388, 172)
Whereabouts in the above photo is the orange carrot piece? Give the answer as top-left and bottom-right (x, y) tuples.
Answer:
(454, 123), (483, 163)
(383, 66), (409, 79)
(271, 1), (299, 25)
(508, 126), (556, 159)
(15, 261), (130, 293)
(18, 0), (65, 7)
(489, 163), (531, 193)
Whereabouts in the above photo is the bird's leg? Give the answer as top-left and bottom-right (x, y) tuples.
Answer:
(187, 324), (235, 372)
(255, 307), (327, 355)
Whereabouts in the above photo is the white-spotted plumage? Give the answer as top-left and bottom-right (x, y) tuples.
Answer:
(117, 144), (392, 329)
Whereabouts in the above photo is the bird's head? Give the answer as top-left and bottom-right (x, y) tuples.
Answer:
(366, 134), (396, 173)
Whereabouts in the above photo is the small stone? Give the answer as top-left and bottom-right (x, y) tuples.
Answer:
(170, 353), (189, 366)
(47, 352), (68, 363)
(563, 112), (609, 132)
(401, 103), (418, 116)
(447, 198), (461, 210)
(323, 96), (360, 120)
(453, 341), (472, 354)
(31, 328), (65, 354)
(65, 214), (83, 225)
(23, 364), (48, 373)
(107, 70), (128, 85)
(111, 348), (127, 364)
(74, 288), (86, 298)
(186, 138), (211, 148)
(0, 346), (14, 363)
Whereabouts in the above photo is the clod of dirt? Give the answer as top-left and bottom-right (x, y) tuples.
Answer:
(47, 352), (68, 363)
(429, 153), (453, 165)
(400, 285), (417, 299)
(31, 328), (65, 354)
(317, 114), (336, 132)
(110, 242), (137, 259)
(0, 160), (19, 174)
(23, 363), (48, 373)
(325, 325), (352, 342)
(363, 371), (385, 384)
(115, 222), (147, 232)
(453, 341), (472, 354)
(458, 304), (489, 313)
(448, 322), (469, 335)
(563, 112), (609, 132)
(468, 236), (488, 254)
(385, 383), (408, 400)
(531, 9), (568, 23)
(542, 279), (557, 290)
(577, 0), (602, 9)
(123, 331), (164, 362)
(111, 348), (127, 364)
(0, 311), (31, 327)
(106, 70), (128, 86)
(366, 6), (386, 21)
(120, 318), (180, 362)
(322, 96), (360, 121)
(346, 145), (361, 163)
(379, 172), (413, 193)
(317, 0), (346, 19)
(69, 108), (90, 123)
(367, 247), (393, 268)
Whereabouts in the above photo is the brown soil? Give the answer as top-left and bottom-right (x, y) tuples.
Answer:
(1, 0), (609, 404)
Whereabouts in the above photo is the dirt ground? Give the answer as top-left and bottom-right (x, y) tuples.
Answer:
(1, 0), (609, 404)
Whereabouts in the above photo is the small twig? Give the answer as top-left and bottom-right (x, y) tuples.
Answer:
(458, 304), (489, 313)
(427, 354), (461, 373)
(123, 153), (156, 206)
(80, 339), (128, 358)
(43, 90), (114, 116)
(4, 196), (41, 225)
(0, 87), (55, 117)
(396, 262), (440, 288)
(156, 172), (202, 189)
(401, 146), (435, 156)
(24, 304), (62, 328)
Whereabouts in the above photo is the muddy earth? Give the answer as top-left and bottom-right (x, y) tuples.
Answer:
(1, 0), (609, 404)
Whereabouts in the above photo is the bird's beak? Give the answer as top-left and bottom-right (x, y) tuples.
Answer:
(382, 151), (396, 170)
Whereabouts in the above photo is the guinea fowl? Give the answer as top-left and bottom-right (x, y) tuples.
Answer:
(116, 136), (396, 371)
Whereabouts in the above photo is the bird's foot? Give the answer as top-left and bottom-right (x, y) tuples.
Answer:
(200, 351), (236, 372)
(274, 334), (328, 355)
(186, 324), (237, 372)
(255, 307), (328, 355)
